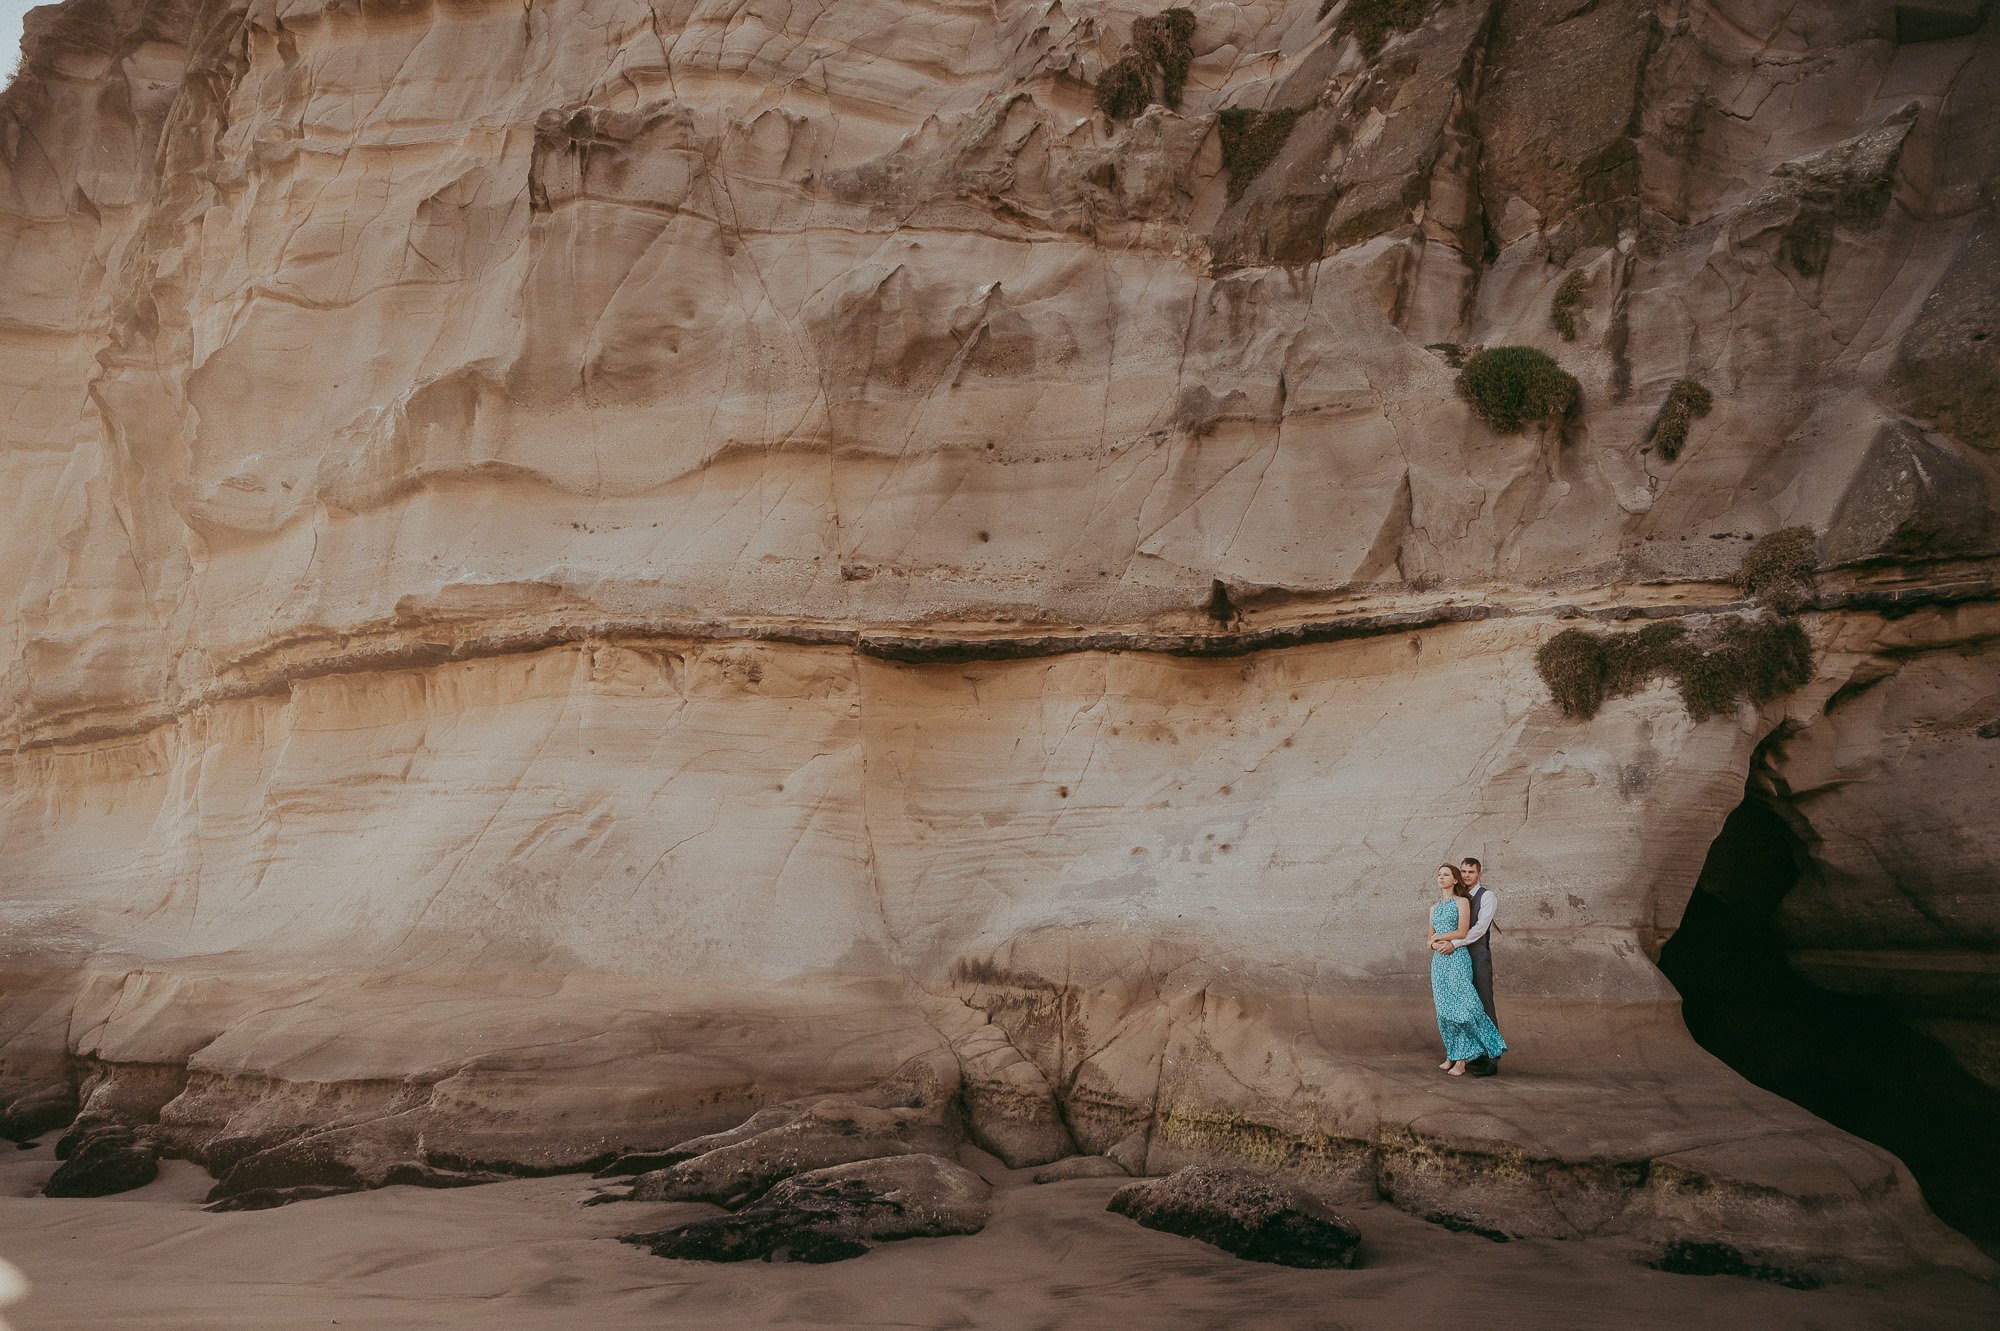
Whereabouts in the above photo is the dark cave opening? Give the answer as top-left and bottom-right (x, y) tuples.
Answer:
(1659, 795), (2000, 1253)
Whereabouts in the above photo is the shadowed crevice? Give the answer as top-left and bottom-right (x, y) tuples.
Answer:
(1662, 793), (2000, 1254)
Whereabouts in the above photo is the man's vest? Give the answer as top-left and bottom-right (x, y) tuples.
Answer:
(1466, 886), (1493, 958)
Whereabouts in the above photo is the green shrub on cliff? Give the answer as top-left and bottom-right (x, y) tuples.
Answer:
(1096, 8), (1198, 119)
(1535, 629), (1611, 718)
(1095, 54), (1152, 120)
(1320, 0), (1434, 58)
(1551, 270), (1587, 341)
(1536, 617), (1814, 721)
(1455, 346), (1580, 433)
(1217, 107), (1303, 200)
(1133, 8), (1197, 109)
(1652, 379), (1713, 462)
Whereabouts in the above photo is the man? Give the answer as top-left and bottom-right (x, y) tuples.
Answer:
(1433, 857), (1499, 1076)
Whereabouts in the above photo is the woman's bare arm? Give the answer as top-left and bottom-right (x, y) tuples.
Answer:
(1435, 898), (1472, 942)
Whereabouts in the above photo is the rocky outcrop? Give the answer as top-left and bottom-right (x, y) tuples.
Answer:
(624, 1153), (992, 1264)
(42, 1125), (159, 1198)
(1108, 1166), (1363, 1268)
(627, 1100), (956, 1206)
(0, 0), (1997, 1281)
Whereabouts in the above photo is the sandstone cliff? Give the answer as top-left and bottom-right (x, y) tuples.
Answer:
(1, 0), (1996, 1276)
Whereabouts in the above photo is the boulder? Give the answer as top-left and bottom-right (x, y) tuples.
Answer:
(203, 1184), (358, 1213)
(1107, 1167), (1362, 1269)
(0, 1086), (77, 1144)
(1032, 1155), (1129, 1184)
(623, 1154), (990, 1264)
(42, 1127), (159, 1198)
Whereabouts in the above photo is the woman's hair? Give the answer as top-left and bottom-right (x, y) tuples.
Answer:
(1438, 863), (1471, 899)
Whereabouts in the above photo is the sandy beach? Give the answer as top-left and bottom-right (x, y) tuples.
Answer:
(2, 1141), (1990, 1330)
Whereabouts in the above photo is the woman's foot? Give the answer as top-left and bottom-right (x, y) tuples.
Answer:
(1438, 1059), (1453, 1070)
(1446, 1061), (1466, 1076)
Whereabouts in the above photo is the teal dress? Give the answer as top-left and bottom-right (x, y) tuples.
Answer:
(1431, 898), (1507, 1064)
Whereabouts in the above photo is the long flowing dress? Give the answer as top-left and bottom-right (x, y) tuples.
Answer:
(1431, 898), (1507, 1064)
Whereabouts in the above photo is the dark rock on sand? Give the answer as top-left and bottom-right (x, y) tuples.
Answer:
(1653, 1240), (1822, 1290)
(203, 1184), (359, 1212)
(43, 1126), (159, 1198)
(205, 1120), (507, 1204)
(0, 1085), (78, 1143)
(1107, 1167), (1362, 1269)
(593, 1149), (696, 1178)
(628, 1099), (954, 1206)
(205, 1130), (373, 1201)
(624, 1153), (989, 1264)
(1423, 1210), (1511, 1243)
(54, 1115), (117, 1161)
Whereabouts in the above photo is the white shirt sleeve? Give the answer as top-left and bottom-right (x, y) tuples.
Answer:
(1459, 889), (1497, 946)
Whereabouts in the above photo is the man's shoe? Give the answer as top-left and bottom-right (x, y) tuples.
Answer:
(1467, 1056), (1498, 1077)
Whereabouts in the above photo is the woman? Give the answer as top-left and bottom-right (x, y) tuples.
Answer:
(1429, 863), (1507, 1076)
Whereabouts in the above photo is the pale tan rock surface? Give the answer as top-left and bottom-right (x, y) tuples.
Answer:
(0, 0), (1997, 1281)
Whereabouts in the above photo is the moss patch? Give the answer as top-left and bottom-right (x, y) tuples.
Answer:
(1652, 378), (1713, 462)
(1550, 270), (1587, 341)
(1097, 8), (1198, 120)
(1455, 346), (1580, 433)
(1535, 617), (1814, 721)
(1735, 526), (1817, 612)
(1095, 53), (1152, 121)
(1133, 8), (1197, 110)
(1324, 0), (1435, 58)
(1217, 107), (1303, 200)
(1780, 206), (1833, 277)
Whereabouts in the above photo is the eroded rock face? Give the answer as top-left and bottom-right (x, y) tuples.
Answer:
(0, 0), (1996, 1278)
(628, 1100), (957, 1206)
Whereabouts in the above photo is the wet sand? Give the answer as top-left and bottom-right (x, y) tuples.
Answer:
(1, 1141), (1991, 1329)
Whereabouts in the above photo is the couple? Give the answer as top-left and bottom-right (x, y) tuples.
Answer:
(1427, 857), (1504, 1077)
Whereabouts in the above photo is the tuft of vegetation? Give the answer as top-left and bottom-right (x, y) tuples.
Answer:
(1652, 378), (1713, 462)
(1535, 617), (1814, 722)
(1535, 629), (1613, 719)
(1095, 53), (1152, 120)
(1133, 8), (1197, 110)
(1780, 207), (1833, 277)
(1735, 526), (1817, 613)
(1424, 341), (1467, 368)
(1550, 270), (1587, 341)
(1217, 107), (1304, 200)
(1455, 346), (1580, 434)
(1096, 8), (1198, 120)
(1205, 578), (1239, 624)
(1323, 0), (1434, 57)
